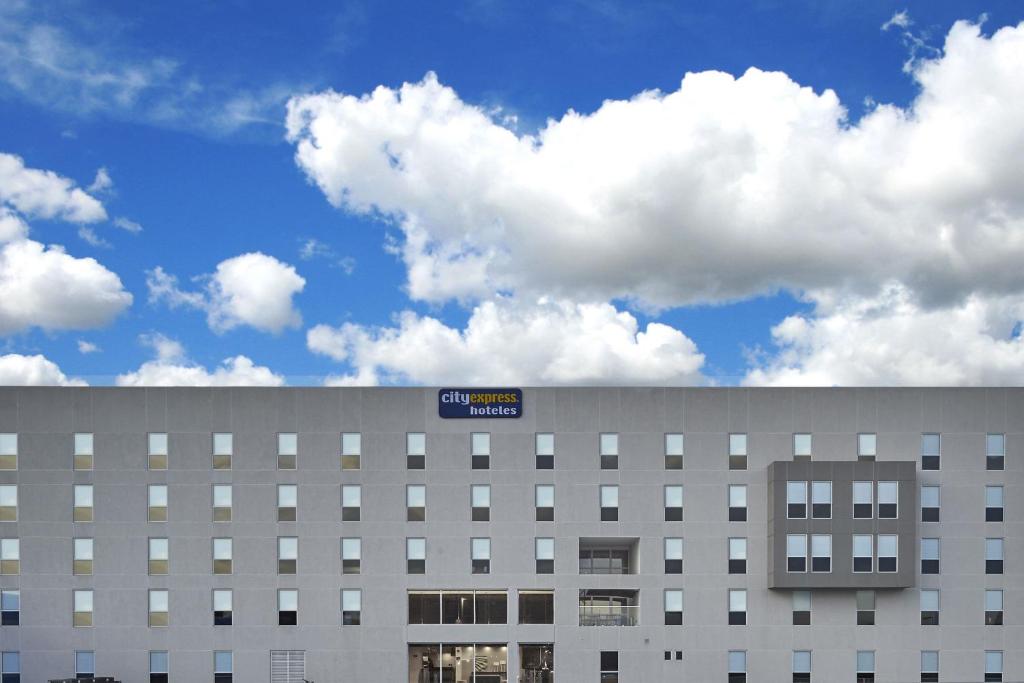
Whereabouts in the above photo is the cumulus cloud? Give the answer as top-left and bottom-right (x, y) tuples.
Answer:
(0, 208), (27, 242)
(77, 340), (100, 354)
(0, 239), (132, 334)
(286, 20), (1024, 311)
(115, 333), (284, 386)
(308, 297), (706, 386)
(0, 353), (86, 385)
(87, 167), (114, 194)
(0, 152), (106, 223)
(147, 252), (306, 334)
(744, 284), (1024, 386)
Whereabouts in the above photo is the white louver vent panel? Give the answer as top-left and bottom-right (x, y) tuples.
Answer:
(271, 650), (305, 683)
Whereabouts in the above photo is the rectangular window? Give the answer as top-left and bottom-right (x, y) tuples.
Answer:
(213, 589), (232, 626)
(0, 591), (19, 626)
(920, 589), (939, 626)
(471, 432), (490, 469)
(72, 538), (92, 575)
(793, 433), (812, 460)
(214, 650), (233, 683)
(341, 589), (361, 625)
(341, 537), (361, 574)
(150, 650), (168, 683)
(213, 484), (232, 522)
(212, 432), (232, 470)
(599, 485), (619, 521)
(877, 481), (898, 518)
(985, 651), (1003, 683)
(665, 537), (683, 574)
(728, 589), (746, 625)
(728, 485), (747, 521)
(920, 651), (938, 683)
(853, 535), (873, 573)
(986, 538), (1004, 574)
(535, 485), (554, 521)
(858, 433), (877, 461)
(664, 589), (683, 625)
(74, 432), (93, 470)
(277, 484), (297, 522)
(472, 537), (491, 574)
(0, 435), (14, 471)
(857, 651), (875, 683)
(535, 537), (554, 574)
(278, 589), (298, 626)
(406, 537), (426, 574)
(729, 433), (747, 470)
(73, 484), (93, 522)
(76, 651), (95, 677)
(792, 590), (811, 626)
(856, 590), (875, 625)
(0, 486), (15, 522)
(985, 589), (1003, 625)
(811, 481), (831, 518)
(665, 433), (684, 469)
(278, 432), (297, 470)
(407, 432), (426, 470)
(811, 534), (831, 572)
(341, 432), (360, 470)
(148, 432), (168, 470)
(147, 484), (167, 522)
(787, 534), (807, 572)
(213, 538), (233, 574)
(728, 538), (746, 574)
(664, 485), (683, 521)
(476, 591), (507, 624)
(520, 590), (554, 624)
(148, 537), (169, 575)
(728, 650), (746, 683)
(877, 534), (897, 573)
(342, 485), (361, 521)
(148, 589), (168, 627)
(600, 433), (619, 470)
(278, 537), (297, 574)
(787, 481), (807, 519)
(406, 485), (425, 522)
(73, 589), (93, 627)
(601, 651), (619, 683)
(408, 591), (441, 624)
(471, 485), (491, 522)
(986, 434), (1005, 471)
(921, 538), (940, 574)
(853, 481), (873, 519)
(792, 650), (811, 683)
(0, 650), (19, 683)
(0, 540), (17, 575)
(921, 486), (939, 522)
(921, 433), (940, 470)
(535, 432), (554, 470)
(986, 485), (1004, 522)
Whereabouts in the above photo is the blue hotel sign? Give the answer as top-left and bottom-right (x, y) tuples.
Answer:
(438, 388), (523, 418)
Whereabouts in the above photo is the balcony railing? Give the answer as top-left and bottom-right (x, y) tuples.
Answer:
(578, 605), (638, 626)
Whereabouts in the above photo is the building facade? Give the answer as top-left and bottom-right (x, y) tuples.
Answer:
(0, 386), (1020, 683)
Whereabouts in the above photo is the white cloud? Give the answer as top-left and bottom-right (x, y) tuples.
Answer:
(286, 20), (1024, 311)
(77, 340), (100, 354)
(744, 284), (1024, 386)
(0, 239), (132, 334)
(113, 216), (143, 233)
(115, 333), (284, 387)
(308, 297), (705, 386)
(87, 167), (113, 194)
(77, 226), (110, 248)
(147, 252), (306, 334)
(882, 10), (911, 31)
(0, 208), (28, 242)
(0, 152), (106, 223)
(0, 353), (86, 385)
(298, 237), (355, 273)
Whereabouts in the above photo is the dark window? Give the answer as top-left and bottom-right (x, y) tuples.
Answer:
(987, 456), (1004, 471)
(536, 506), (554, 522)
(601, 507), (618, 522)
(665, 651), (671, 661)
(920, 675), (938, 683)
(215, 675), (232, 683)
(788, 557), (806, 572)
(728, 612), (746, 625)
(676, 651), (682, 661)
(729, 507), (747, 522)
(793, 675), (810, 683)
(811, 503), (830, 518)
(854, 557), (872, 572)
(278, 610), (296, 626)
(665, 507), (683, 522)
(601, 454), (618, 470)
(987, 560), (1003, 574)
(984, 675), (1002, 683)
(788, 503), (806, 518)
(580, 548), (629, 575)
(473, 455), (489, 470)
(536, 454), (553, 469)
(342, 507), (360, 522)
(475, 592), (507, 624)
(878, 557), (897, 573)
(812, 557), (830, 572)
(986, 610), (1003, 626)
(472, 507), (490, 522)
(407, 559), (425, 574)
(408, 593), (441, 624)
(442, 593), (474, 624)
(407, 454), (424, 470)
(921, 610), (938, 626)
(729, 675), (746, 683)
(536, 559), (554, 574)
(665, 559), (683, 574)
(600, 651), (618, 672)
(986, 506), (1003, 522)
(729, 559), (746, 574)
(342, 610), (360, 625)
(665, 611), (682, 625)
(854, 503), (872, 518)
(342, 559), (360, 574)
(473, 559), (490, 574)
(793, 610), (810, 625)
(857, 676), (875, 683)
(150, 675), (168, 683)
(214, 610), (232, 626)
(665, 454), (683, 469)
(519, 592), (554, 624)
(878, 503), (896, 518)
(922, 559), (939, 574)
(921, 455), (939, 470)
(729, 455), (747, 470)
(857, 610), (874, 625)
(922, 506), (939, 522)
(0, 611), (17, 626)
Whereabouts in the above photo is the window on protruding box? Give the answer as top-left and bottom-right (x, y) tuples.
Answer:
(787, 482), (806, 519)
(811, 534), (831, 573)
(853, 535), (872, 573)
(877, 535), (897, 573)
(787, 534), (807, 573)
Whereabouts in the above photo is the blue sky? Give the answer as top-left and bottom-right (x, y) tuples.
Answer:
(1, 0), (1023, 386)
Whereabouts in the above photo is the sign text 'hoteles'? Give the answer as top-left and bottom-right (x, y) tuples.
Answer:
(438, 388), (523, 418)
